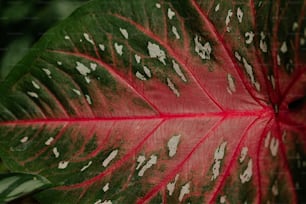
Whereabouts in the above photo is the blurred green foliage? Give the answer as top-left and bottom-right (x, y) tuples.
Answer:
(0, 0), (88, 80)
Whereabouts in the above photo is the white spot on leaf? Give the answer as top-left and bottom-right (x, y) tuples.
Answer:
(85, 94), (92, 105)
(57, 61), (62, 66)
(220, 195), (226, 203)
(167, 78), (180, 97)
(143, 66), (152, 78)
(239, 147), (248, 163)
(58, 161), (69, 169)
(156, 3), (161, 8)
(292, 22), (298, 31)
(167, 8), (175, 20)
(178, 182), (190, 202)
(237, 7), (243, 23)
(102, 150), (118, 167)
(167, 174), (179, 196)
(240, 159), (253, 183)
(20, 137), (28, 143)
(81, 161), (93, 172)
(134, 54), (141, 64)
(194, 35), (212, 60)
(99, 44), (105, 51)
(53, 147), (60, 158)
(227, 74), (236, 94)
(119, 28), (129, 39)
(270, 137), (279, 157)
(280, 41), (288, 53)
(245, 31), (255, 44)
(260, 32), (268, 53)
(172, 26), (180, 39)
(32, 81), (40, 89)
(136, 71), (147, 81)
(225, 10), (233, 32)
(76, 62), (91, 76)
(234, 51), (242, 61)
(45, 137), (54, 146)
(211, 142), (227, 181)
(83, 33), (95, 45)
(272, 181), (279, 196)
(103, 183), (110, 192)
(42, 68), (52, 78)
(72, 89), (81, 96)
(138, 155), (157, 177)
(215, 3), (220, 12)
(172, 60), (187, 82)
(64, 35), (70, 40)
(147, 42), (166, 65)
(114, 43), (123, 56)
(90, 63), (97, 71)
(136, 155), (146, 170)
(242, 58), (260, 91)
(167, 134), (181, 157)
(27, 92), (38, 98)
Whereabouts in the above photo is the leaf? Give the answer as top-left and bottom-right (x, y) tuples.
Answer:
(0, 173), (51, 202)
(0, 0), (305, 203)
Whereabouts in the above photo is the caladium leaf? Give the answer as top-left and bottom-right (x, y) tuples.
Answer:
(0, 0), (305, 203)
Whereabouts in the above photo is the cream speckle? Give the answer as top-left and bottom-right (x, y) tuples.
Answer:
(270, 137), (279, 157)
(72, 89), (81, 96)
(27, 92), (39, 98)
(85, 76), (91, 84)
(242, 58), (260, 91)
(220, 195), (226, 203)
(102, 150), (118, 167)
(277, 54), (281, 66)
(85, 94), (92, 105)
(83, 33), (95, 45)
(272, 181), (279, 196)
(167, 78), (180, 97)
(136, 155), (146, 170)
(237, 7), (243, 23)
(260, 32), (268, 53)
(114, 43), (123, 56)
(57, 61), (62, 66)
(178, 182), (190, 202)
(134, 54), (141, 64)
(94, 200), (102, 204)
(138, 155), (157, 177)
(101, 201), (112, 204)
(280, 41), (288, 53)
(240, 159), (253, 183)
(172, 60), (186, 82)
(20, 137), (28, 143)
(215, 3), (220, 12)
(76, 62), (91, 76)
(119, 28), (129, 39)
(90, 63), (97, 71)
(103, 183), (110, 192)
(300, 38), (305, 46)
(64, 35), (70, 40)
(147, 42), (166, 65)
(211, 142), (227, 180)
(167, 174), (179, 196)
(53, 147), (60, 158)
(167, 134), (181, 157)
(42, 68), (52, 78)
(292, 22), (298, 31)
(58, 161), (69, 169)
(156, 3), (161, 8)
(45, 137), (54, 146)
(172, 26), (180, 39)
(99, 44), (105, 51)
(80, 161), (93, 172)
(225, 10), (233, 32)
(245, 31), (255, 44)
(227, 74), (236, 94)
(167, 8), (175, 20)
(194, 35), (212, 60)
(143, 66), (152, 78)
(32, 81), (40, 89)
(136, 71), (147, 81)
(234, 51), (241, 61)
(239, 147), (248, 163)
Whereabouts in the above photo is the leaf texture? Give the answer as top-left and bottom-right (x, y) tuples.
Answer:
(0, 0), (305, 203)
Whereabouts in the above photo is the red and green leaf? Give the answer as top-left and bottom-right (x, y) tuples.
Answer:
(0, 0), (305, 203)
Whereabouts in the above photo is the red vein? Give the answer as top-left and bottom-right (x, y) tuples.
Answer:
(112, 13), (225, 111)
(56, 119), (165, 190)
(137, 116), (226, 203)
(190, 0), (267, 108)
(47, 50), (162, 115)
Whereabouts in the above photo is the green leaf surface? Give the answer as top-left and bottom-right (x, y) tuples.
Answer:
(0, 0), (305, 203)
